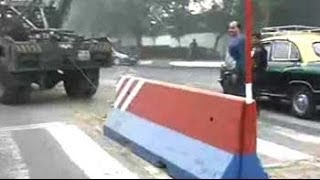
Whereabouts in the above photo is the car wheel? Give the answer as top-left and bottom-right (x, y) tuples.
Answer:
(114, 58), (120, 66)
(64, 68), (99, 98)
(291, 86), (315, 119)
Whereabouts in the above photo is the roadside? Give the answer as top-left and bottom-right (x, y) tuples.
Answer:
(1, 66), (319, 179)
(137, 59), (224, 68)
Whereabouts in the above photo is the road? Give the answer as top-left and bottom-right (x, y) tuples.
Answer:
(0, 65), (319, 178)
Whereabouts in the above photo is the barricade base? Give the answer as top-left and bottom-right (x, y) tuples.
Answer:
(104, 109), (268, 179)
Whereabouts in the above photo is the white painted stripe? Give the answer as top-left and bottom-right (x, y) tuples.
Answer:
(257, 138), (313, 162)
(120, 80), (145, 111)
(264, 111), (320, 130)
(272, 126), (320, 144)
(0, 132), (30, 179)
(46, 124), (138, 179)
(0, 122), (62, 132)
(114, 78), (136, 109)
(245, 83), (254, 104)
(138, 60), (153, 65)
(100, 79), (117, 87)
(116, 76), (129, 93)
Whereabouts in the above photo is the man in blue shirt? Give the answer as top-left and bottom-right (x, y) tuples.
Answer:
(228, 21), (245, 96)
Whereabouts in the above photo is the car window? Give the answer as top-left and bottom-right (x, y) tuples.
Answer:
(313, 43), (320, 56)
(263, 43), (272, 61)
(290, 43), (300, 59)
(272, 41), (300, 61)
(272, 41), (290, 60)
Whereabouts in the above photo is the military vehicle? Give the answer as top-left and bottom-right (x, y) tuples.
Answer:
(0, 0), (113, 104)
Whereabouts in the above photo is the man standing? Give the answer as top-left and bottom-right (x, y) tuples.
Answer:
(190, 39), (198, 60)
(252, 32), (268, 99)
(228, 21), (245, 97)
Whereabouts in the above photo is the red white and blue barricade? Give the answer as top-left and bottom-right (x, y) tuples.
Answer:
(104, 75), (268, 179)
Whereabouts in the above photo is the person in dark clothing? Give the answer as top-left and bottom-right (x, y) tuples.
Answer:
(228, 21), (246, 97)
(190, 39), (199, 60)
(252, 32), (268, 99)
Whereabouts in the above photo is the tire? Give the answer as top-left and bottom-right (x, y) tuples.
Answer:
(42, 71), (63, 89)
(291, 86), (315, 119)
(0, 79), (31, 105)
(221, 74), (237, 95)
(64, 68), (99, 98)
(0, 65), (31, 105)
(114, 58), (120, 66)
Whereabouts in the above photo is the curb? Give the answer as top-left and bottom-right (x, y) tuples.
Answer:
(138, 60), (223, 69)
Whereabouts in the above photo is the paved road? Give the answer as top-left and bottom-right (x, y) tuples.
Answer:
(0, 65), (319, 178)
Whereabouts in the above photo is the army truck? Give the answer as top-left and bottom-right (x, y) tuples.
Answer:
(0, 0), (113, 104)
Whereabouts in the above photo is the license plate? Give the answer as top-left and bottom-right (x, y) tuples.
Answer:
(77, 50), (91, 61)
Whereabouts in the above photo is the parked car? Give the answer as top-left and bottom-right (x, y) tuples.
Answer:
(220, 25), (320, 119)
(112, 50), (138, 66)
(112, 46), (139, 66)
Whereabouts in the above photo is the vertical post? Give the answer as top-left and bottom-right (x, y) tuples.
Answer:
(245, 0), (254, 104)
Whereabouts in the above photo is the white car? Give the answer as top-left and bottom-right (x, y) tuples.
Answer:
(112, 49), (138, 66)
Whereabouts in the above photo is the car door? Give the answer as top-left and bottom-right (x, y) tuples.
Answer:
(265, 40), (301, 93)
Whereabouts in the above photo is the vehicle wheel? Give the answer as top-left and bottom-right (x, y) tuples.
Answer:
(42, 71), (63, 89)
(291, 86), (315, 119)
(0, 82), (31, 105)
(221, 75), (237, 95)
(114, 58), (120, 66)
(64, 68), (99, 98)
(221, 79), (231, 94)
(130, 61), (137, 66)
(0, 66), (31, 105)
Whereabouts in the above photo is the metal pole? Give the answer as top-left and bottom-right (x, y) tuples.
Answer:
(245, 0), (254, 104)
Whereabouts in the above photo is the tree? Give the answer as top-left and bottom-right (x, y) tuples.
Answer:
(147, 0), (191, 47)
(201, 0), (235, 51)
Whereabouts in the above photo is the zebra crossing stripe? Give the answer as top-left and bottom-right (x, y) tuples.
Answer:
(257, 138), (314, 162)
(272, 125), (320, 144)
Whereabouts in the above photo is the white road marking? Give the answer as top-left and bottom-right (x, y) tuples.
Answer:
(169, 61), (223, 68)
(138, 61), (153, 65)
(0, 132), (30, 179)
(263, 111), (320, 130)
(257, 138), (314, 162)
(114, 78), (136, 109)
(120, 80), (144, 111)
(0, 122), (62, 133)
(46, 124), (138, 179)
(272, 125), (320, 144)
(100, 80), (118, 87)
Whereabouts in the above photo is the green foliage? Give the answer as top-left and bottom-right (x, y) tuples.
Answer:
(63, 0), (320, 45)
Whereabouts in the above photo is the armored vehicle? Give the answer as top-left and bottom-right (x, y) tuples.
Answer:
(0, 0), (113, 104)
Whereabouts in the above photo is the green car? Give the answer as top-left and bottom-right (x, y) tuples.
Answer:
(259, 31), (320, 119)
(221, 26), (320, 119)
